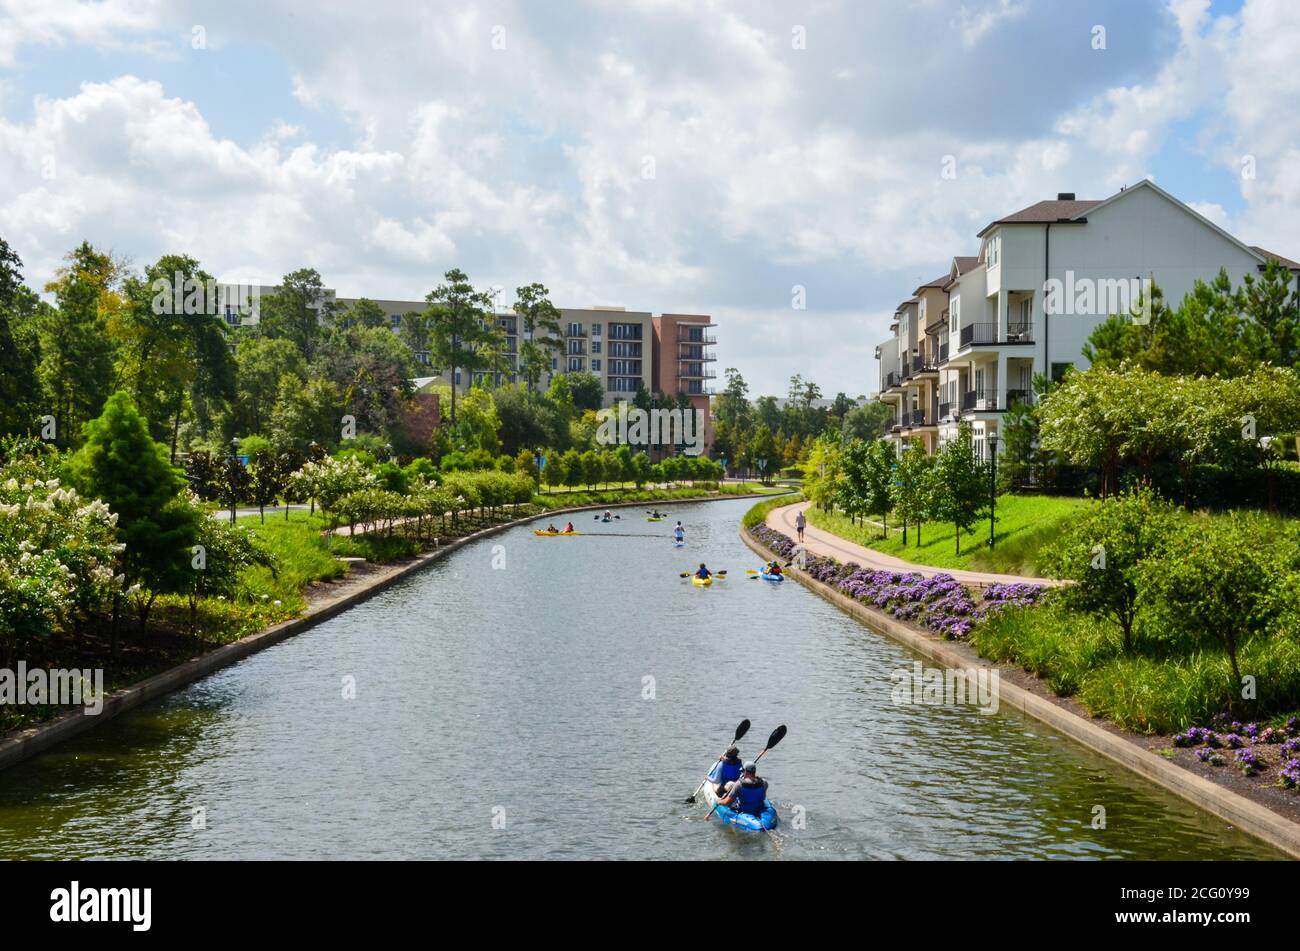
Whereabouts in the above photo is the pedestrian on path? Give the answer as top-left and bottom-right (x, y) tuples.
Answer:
(795, 509), (806, 542)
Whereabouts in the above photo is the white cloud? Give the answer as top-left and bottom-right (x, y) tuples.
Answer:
(0, 0), (1297, 394)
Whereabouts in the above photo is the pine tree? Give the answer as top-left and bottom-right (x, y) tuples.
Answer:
(72, 392), (201, 647)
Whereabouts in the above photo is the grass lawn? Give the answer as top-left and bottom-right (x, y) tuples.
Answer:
(806, 494), (1092, 576)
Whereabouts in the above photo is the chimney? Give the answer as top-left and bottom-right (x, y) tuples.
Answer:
(1057, 192), (1076, 201)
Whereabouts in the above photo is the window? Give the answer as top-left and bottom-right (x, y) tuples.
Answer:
(591, 359), (601, 372)
(591, 340), (601, 354)
(567, 322), (583, 337)
(551, 357), (558, 370)
(591, 323), (601, 335)
(986, 233), (1000, 266)
(568, 357), (585, 372)
(1020, 298), (1031, 325)
(390, 314), (401, 330)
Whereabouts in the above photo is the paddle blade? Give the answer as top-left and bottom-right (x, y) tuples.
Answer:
(733, 719), (751, 742)
(765, 724), (788, 750)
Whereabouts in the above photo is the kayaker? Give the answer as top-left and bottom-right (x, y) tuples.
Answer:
(674, 522), (685, 543)
(765, 560), (783, 576)
(719, 762), (769, 817)
(707, 746), (744, 794)
(546, 523), (559, 533)
(564, 521), (575, 533)
(694, 563), (711, 580)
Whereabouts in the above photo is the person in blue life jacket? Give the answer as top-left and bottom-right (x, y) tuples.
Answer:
(694, 563), (711, 580)
(719, 762), (769, 817)
(674, 522), (685, 543)
(707, 746), (743, 795)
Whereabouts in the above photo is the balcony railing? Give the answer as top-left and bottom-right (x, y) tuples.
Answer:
(938, 341), (949, 364)
(1006, 388), (1036, 407)
(958, 322), (1034, 347)
(885, 370), (902, 389)
(956, 389), (1035, 413)
(678, 331), (718, 344)
(938, 401), (953, 420)
(908, 408), (929, 427)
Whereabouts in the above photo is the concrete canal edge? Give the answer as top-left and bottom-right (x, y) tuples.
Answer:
(739, 525), (1300, 860)
(0, 490), (777, 776)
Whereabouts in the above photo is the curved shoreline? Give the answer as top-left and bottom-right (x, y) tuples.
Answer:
(739, 522), (1300, 859)
(0, 490), (779, 776)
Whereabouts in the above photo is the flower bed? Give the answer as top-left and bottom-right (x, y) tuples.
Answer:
(748, 524), (1045, 639)
(1174, 715), (1300, 790)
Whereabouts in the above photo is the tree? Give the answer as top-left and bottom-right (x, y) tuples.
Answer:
(0, 241), (44, 436)
(39, 242), (122, 448)
(270, 375), (343, 450)
(232, 337), (306, 437)
(842, 402), (891, 442)
(315, 325), (415, 438)
(425, 269), (496, 425)
(249, 450), (290, 522)
(1041, 487), (1179, 653)
(567, 371), (604, 412)
(1143, 516), (1279, 696)
(71, 392), (201, 644)
(335, 297), (389, 330)
(931, 425), (987, 555)
(115, 253), (235, 459)
(514, 283), (563, 392)
(894, 438), (936, 546)
(258, 268), (332, 361)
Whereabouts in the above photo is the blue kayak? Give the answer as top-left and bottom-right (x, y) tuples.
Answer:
(702, 771), (779, 832)
(760, 572), (784, 582)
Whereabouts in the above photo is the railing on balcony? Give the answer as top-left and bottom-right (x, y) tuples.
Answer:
(913, 356), (937, 374)
(885, 370), (902, 389)
(938, 341), (949, 364)
(908, 408), (928, 427)
(959, 388), (1001, 412)
(958, 322), (1034, 347)
(1006, 388), (1036, 407)
(901, 357), (912, 379)
(938, 401), (952, 420)
(678, 331), (718, 344)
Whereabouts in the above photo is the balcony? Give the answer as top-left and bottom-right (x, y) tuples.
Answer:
(957, 389), (1035, 413)
(566, 327), (588, 338)
(677, 367), (717, 380)
(885, 370), (902, 389)
(938, 341), (949, 364)
(938, 401), (953, 420)
(958, 322), (1034, 348)
(678, 330), (718, 344)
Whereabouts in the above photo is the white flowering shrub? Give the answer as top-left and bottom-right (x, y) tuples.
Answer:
(0, 439), (124, 650)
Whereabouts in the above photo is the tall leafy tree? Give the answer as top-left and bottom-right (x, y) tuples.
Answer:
(0, 240), (44, 436)
(514, 283), (562, 392)
(258, 268), (332, 361)
(39, 242), (122, 448)
(114, 254), (236, 459)
(425, 269), (495, 425)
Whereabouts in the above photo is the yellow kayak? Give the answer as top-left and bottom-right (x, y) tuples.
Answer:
(691, 575), (713, 587)
(534, 530), (578, 536)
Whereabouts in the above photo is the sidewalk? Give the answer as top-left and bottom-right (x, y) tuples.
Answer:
(766, 500), (1063, 588)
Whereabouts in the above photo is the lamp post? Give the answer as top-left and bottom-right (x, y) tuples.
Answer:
(228, 437), (241, 525)
(757, 456), (768, 486)
(987, 432), (998, 549)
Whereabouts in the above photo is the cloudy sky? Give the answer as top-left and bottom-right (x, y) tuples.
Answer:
(1, 0), (1296, 395)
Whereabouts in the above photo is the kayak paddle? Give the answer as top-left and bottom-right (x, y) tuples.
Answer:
(705, 724), (787, 822)
(685, 719), (751, 803)
(679, 570), (726, 578)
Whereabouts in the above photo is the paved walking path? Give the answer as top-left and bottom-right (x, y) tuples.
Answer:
(766, 500), (1063, 588)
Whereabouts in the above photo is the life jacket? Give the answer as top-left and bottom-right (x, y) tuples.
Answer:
(709, 757), (742, 786)
(736, 777), (767, 816)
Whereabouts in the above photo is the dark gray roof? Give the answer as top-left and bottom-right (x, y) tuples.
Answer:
(1249, 246), (1300, 271)
(977, 198), (1101, 237)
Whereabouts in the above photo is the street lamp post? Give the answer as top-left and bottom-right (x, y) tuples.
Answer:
(987, 432), (998, 548)
(229, 437), (240, 525)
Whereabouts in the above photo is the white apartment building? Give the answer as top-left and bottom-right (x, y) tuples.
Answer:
(876, 179), (1297, 459)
